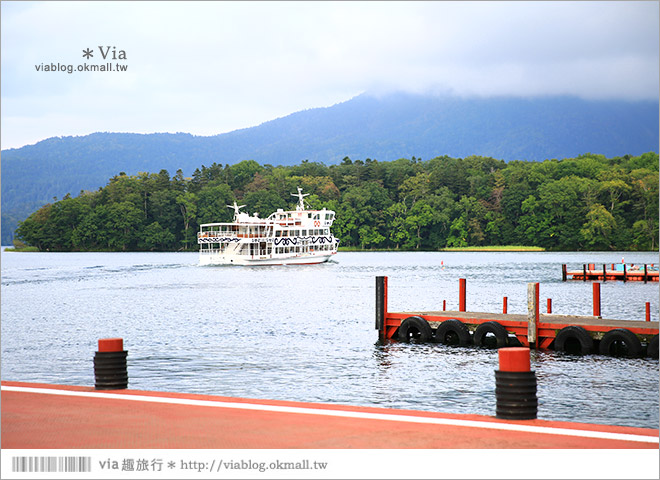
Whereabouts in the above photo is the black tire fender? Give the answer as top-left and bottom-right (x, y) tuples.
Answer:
(397, 316), (433, 343)
(554, 326), (594, 355)
(473, 321), (509, 348)
(599, 328), (643, 357)
(647, 335), (659, 359)
(435, 319), (472, 346)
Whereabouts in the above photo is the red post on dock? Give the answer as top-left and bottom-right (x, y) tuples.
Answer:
(593, 283), (601, 318)
(459, 278), (466, 312)
(375, 276), (388, 341)
(503, 297), (508, 314)
(646, 302), (651, 322)
(547, 298), (552, 314)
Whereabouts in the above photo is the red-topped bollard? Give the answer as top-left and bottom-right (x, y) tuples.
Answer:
(94, 338), (128, 390)
(495, 347), (537, 420)
(98, 338), (124, 352)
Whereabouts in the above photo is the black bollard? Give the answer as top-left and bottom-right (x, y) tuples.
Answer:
(94, 338), (128, 390)
(495, 347), (537, 420)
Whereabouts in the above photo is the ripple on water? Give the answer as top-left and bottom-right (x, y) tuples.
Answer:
(1, 250), (658, 428)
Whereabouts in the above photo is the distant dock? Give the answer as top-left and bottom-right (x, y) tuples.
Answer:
(563, 263), (658, 282)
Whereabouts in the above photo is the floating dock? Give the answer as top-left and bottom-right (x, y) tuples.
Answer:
(376, 276), (659, 355)
(2, 381), (658, 449)
(563, 263), (658, 282)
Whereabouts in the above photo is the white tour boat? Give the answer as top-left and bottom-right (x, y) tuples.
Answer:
(198, 188), (339, 265)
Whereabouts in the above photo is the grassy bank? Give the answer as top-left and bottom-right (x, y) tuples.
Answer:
(439, 246), (545, 252)
(3, 246), (40, 252)
(338, 245), (545, 252)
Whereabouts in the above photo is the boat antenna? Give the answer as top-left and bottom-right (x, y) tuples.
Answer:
(227, 201), (246, 219)
(291, 187), (309, 211)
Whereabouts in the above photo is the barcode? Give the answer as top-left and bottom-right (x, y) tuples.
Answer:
(12, 456), (91, 473)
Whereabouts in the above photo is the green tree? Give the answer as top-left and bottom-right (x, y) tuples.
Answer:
(629, 168), (659, 250)
(140, 221), (175, 251)
(405, 200), (435, 249)
(446, 216), (468, 248)
(197, 184), (235, 224)
(227, 160), (264, 193)
(537, 176), (588, 249)
(107, 201), (143, 250)
(12, 152), (659, 253)
(243, 190), (287, 218)
(176, 192), (197, 250)
(386, 202), (410, 249)
(358, 224), (385, 249)
(580, 204), (616, 250)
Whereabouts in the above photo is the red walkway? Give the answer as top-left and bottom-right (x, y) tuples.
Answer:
(2, 381), (657, 449)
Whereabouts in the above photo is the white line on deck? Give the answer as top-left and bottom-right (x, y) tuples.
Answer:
(3, 385), (658, 444)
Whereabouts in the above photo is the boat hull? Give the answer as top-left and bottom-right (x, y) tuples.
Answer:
(200, 252), (335, 266)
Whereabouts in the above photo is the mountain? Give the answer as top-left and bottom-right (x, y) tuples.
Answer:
(2, 92), (658, 244)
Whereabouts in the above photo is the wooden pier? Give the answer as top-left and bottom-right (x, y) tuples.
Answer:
(562, 263), (659, 282)
(376, 276), (659, 356)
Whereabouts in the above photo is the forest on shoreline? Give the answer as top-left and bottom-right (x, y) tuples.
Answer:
(14, 152), (659, 252)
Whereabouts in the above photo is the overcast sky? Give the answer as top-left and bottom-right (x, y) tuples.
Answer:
(1, 1), (658, 150)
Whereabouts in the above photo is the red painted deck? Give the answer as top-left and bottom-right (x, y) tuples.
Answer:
(2, 381), (658, 449)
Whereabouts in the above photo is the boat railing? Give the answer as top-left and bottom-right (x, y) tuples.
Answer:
(198, 231), (272, 240)
(198, 232), (238, 239)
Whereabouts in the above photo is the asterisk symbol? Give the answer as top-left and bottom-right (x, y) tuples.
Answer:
(82, 48), (93, 59)
(167, 461), (176, 469)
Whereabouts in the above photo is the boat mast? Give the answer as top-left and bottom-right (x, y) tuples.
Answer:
(291, 187), (309, 211)
(227, 201), (246, 221)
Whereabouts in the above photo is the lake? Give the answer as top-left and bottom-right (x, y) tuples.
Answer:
(1, 249), (658, 429)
